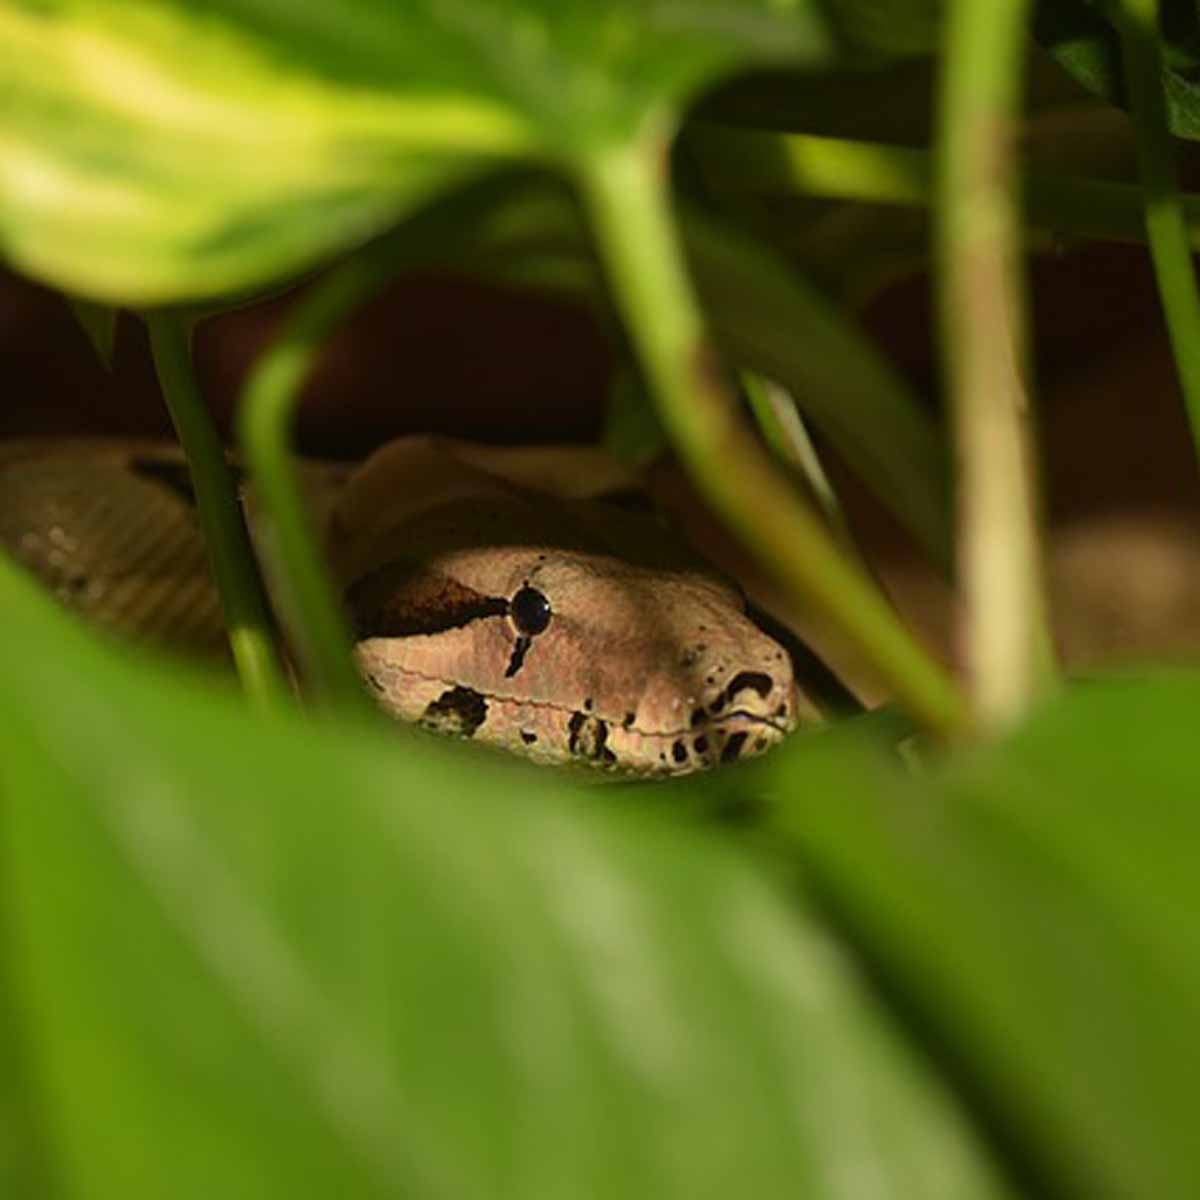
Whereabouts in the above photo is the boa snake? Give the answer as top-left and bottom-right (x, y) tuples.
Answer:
(0, 436), (852, 775)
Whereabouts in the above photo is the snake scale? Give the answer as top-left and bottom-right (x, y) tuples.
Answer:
(1, 435), (850, 775)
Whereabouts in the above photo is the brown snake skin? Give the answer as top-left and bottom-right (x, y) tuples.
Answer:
(0, 436), (852, 774)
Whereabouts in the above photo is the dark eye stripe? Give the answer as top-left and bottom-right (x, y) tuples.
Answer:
(347, 563), (507, 639)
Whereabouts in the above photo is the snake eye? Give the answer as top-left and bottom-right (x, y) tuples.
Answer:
(510, 584), (551, 636)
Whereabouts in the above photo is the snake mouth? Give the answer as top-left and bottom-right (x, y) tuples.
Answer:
(720, 708), (793, 736)
(648, 705), (792, 773)
(708, 710), (790, 762)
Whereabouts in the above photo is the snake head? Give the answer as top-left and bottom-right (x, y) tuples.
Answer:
(346, 545), (810, 775)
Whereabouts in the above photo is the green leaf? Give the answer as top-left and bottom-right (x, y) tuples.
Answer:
(770, 674), (1200, 1199)
(0, 560), (1011, 1199)
(822, 0), (944, 58)
(66, 297), (117, 369)
(0, 0), (834, 303)
(604, 362), (668, 466)
(1035, 0), (1200, 140)
(0, 956), (53, 1200)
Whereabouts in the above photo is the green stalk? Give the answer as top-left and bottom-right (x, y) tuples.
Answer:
(577, 143), (967, 738)
(1116, 0), (1200, 467)
(236, 268), (375, 712)
(937, 0), (1053, 729)
(144, 312), (287, 706)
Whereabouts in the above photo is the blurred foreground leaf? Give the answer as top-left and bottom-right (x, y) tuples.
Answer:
(822, 0), (943, 58)
(0, 0), (832, 302)
(770, 673), (1200, 1199)
(0, 561), (1010, 1199)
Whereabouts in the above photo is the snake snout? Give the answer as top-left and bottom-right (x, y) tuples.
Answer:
(703, 665), (799, 763)
(654, 632), (801, 771)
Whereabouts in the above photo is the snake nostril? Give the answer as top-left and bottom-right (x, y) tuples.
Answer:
(707, 670), (774, 716)
(725, 671), (773, 701)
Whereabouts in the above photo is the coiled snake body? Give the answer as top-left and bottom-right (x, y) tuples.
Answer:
(1, 436), (834, 775)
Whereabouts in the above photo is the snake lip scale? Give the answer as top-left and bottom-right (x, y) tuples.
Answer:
(359, 658), (794, 741)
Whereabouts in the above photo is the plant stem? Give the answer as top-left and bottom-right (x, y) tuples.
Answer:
(237, 270), (375, 711)
(937, 0), (1053, 729)
(577, 143), (967, 738)
(145, 312), (287, 706)
(1117, 0), (1200, 468)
